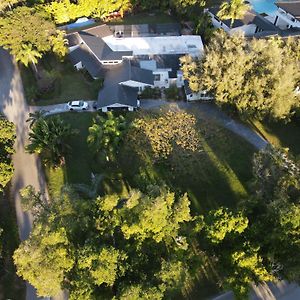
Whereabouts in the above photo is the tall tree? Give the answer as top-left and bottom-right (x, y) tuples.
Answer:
(217, 0), (250, 28)
(0, 6), (67, 67)
(181, 31), (300, 120)
(14, 187), (199, 299)
(0, 116), (16, 191)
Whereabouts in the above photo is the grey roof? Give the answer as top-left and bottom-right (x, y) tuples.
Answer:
(253, 27), (300, 38)
(276, 1), (300, 20)
(209, 7), (279, 31)
(103, 59), (154, 86)
(132, 54), (182, 78)
(97, 84), (138, 108)
(79, 31), (133, 61)
(83, 24), (113, 38)
(69, 45), (105, 78)
(109, 23), (181, 37)
(66, 33), (81, 47)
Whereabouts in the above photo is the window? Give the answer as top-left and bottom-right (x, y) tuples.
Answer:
(154, 74), (161, 81)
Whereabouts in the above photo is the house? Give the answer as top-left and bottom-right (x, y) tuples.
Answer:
(206, 7), (279, 36)
(273, 0), (300, 29)
(66, 23), (204, 111)
(184, 80), (214, 101)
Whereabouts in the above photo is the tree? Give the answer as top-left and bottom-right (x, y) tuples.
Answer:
(87, 112), (127, 161)
(0, 0), (23, 12)
(0, 116), (16, 191)
(26, 115), (77, 166)
(15, 44), (42, 74)
(14, 187), (199, 299)
(217, 0), (250, 28)
(26, 110), (48, 128)
(240, 146), (300, 283)
(181, 31), (300, 120)
(0, 6), (67, 67)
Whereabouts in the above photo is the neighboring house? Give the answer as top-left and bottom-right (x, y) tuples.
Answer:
(206, 7), (279, 36)
(66, 23), (205, 111)
(273, 0), (300, 29)
(184, 80), (214, 102)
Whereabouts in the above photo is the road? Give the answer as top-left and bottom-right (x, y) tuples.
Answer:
(0, 48), (48, 300)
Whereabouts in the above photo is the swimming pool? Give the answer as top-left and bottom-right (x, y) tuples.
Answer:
(248, 0), (278, 15)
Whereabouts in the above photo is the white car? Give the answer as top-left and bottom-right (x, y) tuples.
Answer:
(67, 100), (89, 111)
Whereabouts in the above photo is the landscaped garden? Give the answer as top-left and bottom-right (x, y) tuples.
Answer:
(21, 55), (102, 106)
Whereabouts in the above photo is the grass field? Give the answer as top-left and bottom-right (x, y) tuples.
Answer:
(45, 108), (255, 212)
(21, 56), (101, 106)
(249, 118), (300, 156)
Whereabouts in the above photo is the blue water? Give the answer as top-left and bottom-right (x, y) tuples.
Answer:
(249, 0), (277, 15)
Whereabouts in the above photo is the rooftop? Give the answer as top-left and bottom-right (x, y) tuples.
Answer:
(102, 35), (203, 57)
(276, 0), (300, 20)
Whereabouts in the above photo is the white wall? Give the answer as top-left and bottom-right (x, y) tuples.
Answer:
(274, 8), (300, 29)
(100, 102), (136, 112)
(74, 61), (83, 70)
(153, 71), (170, 88)
(230, 24), (257, 36)
(68, 44), (80, 52)
(186, 91), (214, 101)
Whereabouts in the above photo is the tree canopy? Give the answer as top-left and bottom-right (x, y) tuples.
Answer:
(14, 187), (200, 299)
(181, 31), (300, 120)
(0, 6), (67, 66)
(0, 116), (16, 191)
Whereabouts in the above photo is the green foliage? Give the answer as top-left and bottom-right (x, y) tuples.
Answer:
(26, 115), (77, 166)
(43, 0), (132, 24)
(13, 226), (74, 297)
(14, 187), (198, 299)
(0, 116), (16, 191)
(204, 208), (248, 243)
(0, 6), (67, 66)
(181, 32), (300, 120)
(128, 110), (201, 161)
(87, 112), (127, 161)
(217, 0), (250, 28)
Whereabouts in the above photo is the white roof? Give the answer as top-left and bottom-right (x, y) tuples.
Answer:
(71, 100), (80, 105)
(102, 35), (204, 57)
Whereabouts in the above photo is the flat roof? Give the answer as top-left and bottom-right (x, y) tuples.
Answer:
(102, 35), (204, 57)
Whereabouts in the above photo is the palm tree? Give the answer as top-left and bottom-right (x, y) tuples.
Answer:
(26, 116), (77, 166)
(217, 0), (251, 28)
(87, 112), (127, 161)
(26, 110), (48, 128)
(15, 44), (42, 76)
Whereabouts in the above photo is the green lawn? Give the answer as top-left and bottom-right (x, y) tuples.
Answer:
(21, 56), (102, 106)
(45, 108), (255, 213)
(249, 118), (300, 156)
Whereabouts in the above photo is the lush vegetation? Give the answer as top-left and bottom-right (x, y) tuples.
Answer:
(181, 31), (300, 121)
(0, 116), (16, 192)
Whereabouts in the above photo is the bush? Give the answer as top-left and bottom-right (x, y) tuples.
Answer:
(164, 86), (183, 101)
(139, 87), (161, 99)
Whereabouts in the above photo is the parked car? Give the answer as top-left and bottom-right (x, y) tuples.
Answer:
(67, 100), (89, 111)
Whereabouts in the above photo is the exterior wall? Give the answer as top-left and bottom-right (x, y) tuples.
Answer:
(74, 61), (83, 70)
(186, 91), (214, 101)
(274, 8), (300, 29)
(230, 24), (257, 36)
(176, 70), (184, 88)
(119, 80), (153, 90)
(100, 102), (136, 112)
(100, 60), (122, 65)
(206, 10), (230, 32)
(153, 71), (170, 88)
